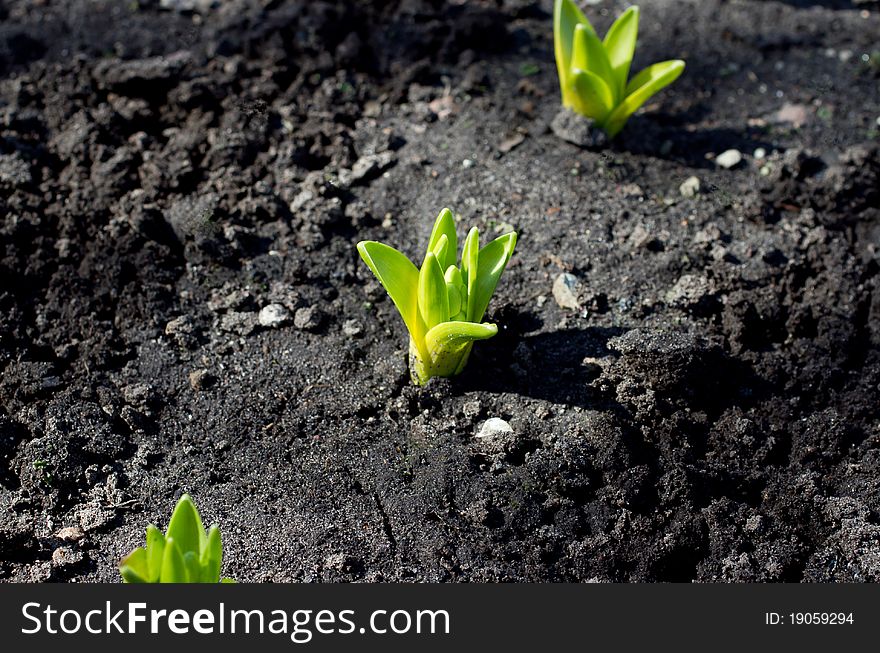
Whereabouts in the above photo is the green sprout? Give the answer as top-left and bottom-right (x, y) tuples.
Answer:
(554, 0), (685, 138)
(119, 494), (233, 583)
(357, 208), (517, 386)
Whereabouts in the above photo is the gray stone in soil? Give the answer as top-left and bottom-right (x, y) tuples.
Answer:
(52, 546), (84, 569)
(553, 272), (581, 310)
(550, 108), (608, 149)
(665, 274), (715, 310)
(220, 311), (258, 336)
(54, 526), (85, 542)
(338, 151), (396, 188)
(258, 303), (290, 328)
(294, 306), (324, 332)
(342, 319), (363, 337)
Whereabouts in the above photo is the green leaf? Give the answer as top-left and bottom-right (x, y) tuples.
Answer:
(602, 59), (685, 137)
(182, 551), (201, 583)
(165, 494), (205, 558)
(427, 208), (457, 270)
(603, 5), (640, 103)
(572, 23), (616, 104)
(357, 241), (422, 344)
(444, 265), (467, 320)
(221, 577), (236, 584)
(145, 524), (165, 583)
(424, 321), (499, 377)
(468, 232), (517, 323)
(461, 227), (479, 300)
(624, 58), (685, 97)
(570, 69), (614, 121)
(554, 0), (595, 107)
(418, 251), (449, 330)
(431, 233), (449, 268)
(119, 547), (149, 584)
(425, 321), (499, 353)
(120, 565), (148, 583)
(446, 285), (462, 319)
(160, 537), (187, 583)
(201, 525), (223, 584)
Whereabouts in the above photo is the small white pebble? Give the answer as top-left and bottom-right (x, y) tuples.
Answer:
(476, 417), (513, 439)
(258, 303), (289, 328)
(716, 149), (743, 169)
(679, 176), (701, 198)
(342, 319), (363, 337)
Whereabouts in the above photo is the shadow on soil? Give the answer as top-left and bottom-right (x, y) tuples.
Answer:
(460, 317), (626, 409)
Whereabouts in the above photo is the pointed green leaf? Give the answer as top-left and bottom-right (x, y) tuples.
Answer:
(221, 577), (236, 583)
(165, 494), (204, 558)
(427, 208), (457, 270)
(624, 58), (685, 97)
(418, 251), (449, 330)
(446, 284), (462, 319)
(603, 59), (685, 137)
(554, 0), (596, 107)
(444, 265), (463, 286)
(145, 524), (165, 583)
(468, 232), (517, 323)
(603, 5), (640, 103)
(357, 241), (421, 341)
(461, 227), (479, 296)
(445, 266), (466, 320)
(431, 233), (449, 269)
(160, 537), (187, 583)
(119, 547), (150, 584)
(569, 68), (614, 121)
(572, 23), (617, 104)
(201, 525), (223, 583)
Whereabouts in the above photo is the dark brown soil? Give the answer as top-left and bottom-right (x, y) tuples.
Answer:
(1, 0), (879, 582)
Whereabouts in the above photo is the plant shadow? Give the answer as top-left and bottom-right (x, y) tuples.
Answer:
(457, 312), (626, 410)
(613, 117), (777, 170)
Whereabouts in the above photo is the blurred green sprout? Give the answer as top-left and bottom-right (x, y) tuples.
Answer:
(554, 0), (685, 137)
(357, 208), (516, 385)
(119, 494), (233, 583)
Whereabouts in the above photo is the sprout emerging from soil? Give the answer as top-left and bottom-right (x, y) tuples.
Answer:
(358, 208), (517, 386)
(119, 494), (233, 583)
(554, 0), (685, 137)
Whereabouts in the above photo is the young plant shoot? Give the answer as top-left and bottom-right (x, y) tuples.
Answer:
(119, 494), (233, 583)
(554, 0), (685, 137)
(357, 208), (517, 386)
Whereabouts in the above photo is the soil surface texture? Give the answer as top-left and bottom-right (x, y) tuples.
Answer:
(1, 0), (879, 582)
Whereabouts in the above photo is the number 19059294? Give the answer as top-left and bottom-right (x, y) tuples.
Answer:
(765, 612), (854, 625)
